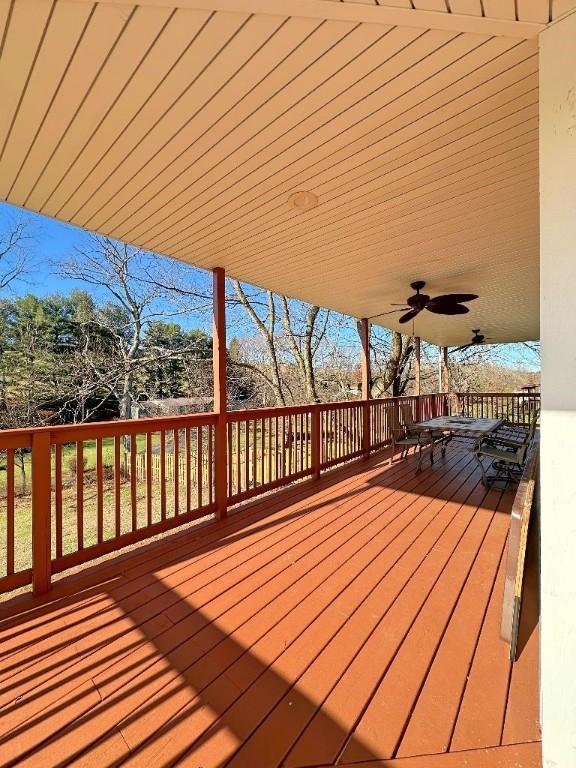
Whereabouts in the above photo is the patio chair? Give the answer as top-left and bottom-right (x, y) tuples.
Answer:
(473, 410), (538, 486)
(493, 407), (540, 444)
(399, 401), (453, 457)
(389, 404), (435, 472)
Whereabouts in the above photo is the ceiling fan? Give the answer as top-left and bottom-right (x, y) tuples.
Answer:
(453, 328), (492, 352)
(372, 280), (478, 324)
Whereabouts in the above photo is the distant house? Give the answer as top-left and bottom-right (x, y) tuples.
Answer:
(132, 397), (213, 419)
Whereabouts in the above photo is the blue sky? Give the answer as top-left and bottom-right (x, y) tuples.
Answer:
(0, 201), (540, 371)
(0, 201), (216, 332)
(0, 201), (94, 296)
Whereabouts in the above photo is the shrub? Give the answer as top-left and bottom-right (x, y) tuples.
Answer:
(67, 454), (88, 476)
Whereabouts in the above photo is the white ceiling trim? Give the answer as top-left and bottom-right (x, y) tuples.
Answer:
(66, 0), (546, 38)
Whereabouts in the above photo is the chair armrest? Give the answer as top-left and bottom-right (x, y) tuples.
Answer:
(484, 434), (527, 450)
(492, 436), (525, 449)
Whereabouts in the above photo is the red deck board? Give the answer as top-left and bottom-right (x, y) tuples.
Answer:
(283, 467), (490, 768)
(450, 545), (512, 751)
(321, 741), (542, 766)
(396, 499), (511, 757)
(76, 454), (472, 766)
(0, 450), (540, 768)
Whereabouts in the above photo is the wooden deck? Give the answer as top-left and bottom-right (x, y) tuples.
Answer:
(0, 448), (541, 768)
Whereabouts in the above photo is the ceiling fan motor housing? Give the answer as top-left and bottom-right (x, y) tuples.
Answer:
(407, 280), (429, 310)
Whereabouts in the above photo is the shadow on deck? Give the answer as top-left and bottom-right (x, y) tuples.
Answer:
(0, 449), (541, 767)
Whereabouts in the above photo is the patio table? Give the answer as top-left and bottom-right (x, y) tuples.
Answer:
(414, 415), (505, 455)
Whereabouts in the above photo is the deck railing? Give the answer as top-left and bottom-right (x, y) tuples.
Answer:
(0, 391), (539, 596)
(455, 392), (540, 426)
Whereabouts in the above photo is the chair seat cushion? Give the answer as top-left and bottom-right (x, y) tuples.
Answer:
(397, 434), (432, 446)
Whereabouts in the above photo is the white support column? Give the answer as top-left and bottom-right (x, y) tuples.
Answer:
(540, 13), (576, 767)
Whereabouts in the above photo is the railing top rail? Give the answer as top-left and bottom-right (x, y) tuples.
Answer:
(226, 403), (316, 421)
(454, 391), (540, 397)
(0, 432), (32, 449)
(228, 399), (374, 421)
(0, 391), (535, 447)
(318, 400), (363, 412)
(0, 411), (219, 447)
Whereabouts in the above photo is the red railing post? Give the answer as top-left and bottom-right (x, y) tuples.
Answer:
(311, 406), (321, 481)
(32, 431), (52, 595)
(212, 267), (228, 519)
(414, 336), (421, 422)
(359, 318), (371, 456)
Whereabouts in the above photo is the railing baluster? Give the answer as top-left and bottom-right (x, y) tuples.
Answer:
(173, 428), (180, 517)
(261, 418), (266, 483)
(253, 418), (258, 487)
(54, 444), (62, 560)
(208, 424), (213, 505)
(197, 426), (203, 509)
(227, 422), (233, 495)
(96, 437), (103, 544)
(114, 436), (121, 536)
(6, 448), (15, 575)
(130, 434), (138, 530)
(245, 420), (251, 490)
(76, 441), (84, 550)
(235, 421), (241, 497)
(185, 427), (191, 515)
(274, 416), (279, 482)
(268, 417), (273, 483)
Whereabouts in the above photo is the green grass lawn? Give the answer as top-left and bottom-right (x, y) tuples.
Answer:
(0, 435), (153, 494)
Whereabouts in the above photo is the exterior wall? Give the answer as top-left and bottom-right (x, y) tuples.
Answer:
(539, 13), (576, 767)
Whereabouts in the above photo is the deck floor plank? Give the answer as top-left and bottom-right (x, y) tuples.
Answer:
(256, 460), (486, 768)
(338, 487), (506, 763)
(170, 458), (483, 768)
(0, 449), (540, 768)
(395, 495), (511, 757)
(63, 453), (473, 766)
(450, 544), (512, 751)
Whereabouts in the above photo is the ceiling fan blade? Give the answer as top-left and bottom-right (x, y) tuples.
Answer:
(368, 307), (410, 320)
(453, 343), (472, 352)
(428, 293), (478, 305)
(426, 302), (469, 316)
(399, 309), (420, 324)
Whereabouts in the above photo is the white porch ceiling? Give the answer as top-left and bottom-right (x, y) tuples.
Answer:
(0, 0), (547, 345)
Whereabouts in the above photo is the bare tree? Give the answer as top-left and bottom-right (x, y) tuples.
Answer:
(232, 282), (287, 405)
(0, 218), (34, 293)
(59, 236), (209, 419)
(370, 329), (414, 397)
(231, 281), (331, 405)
